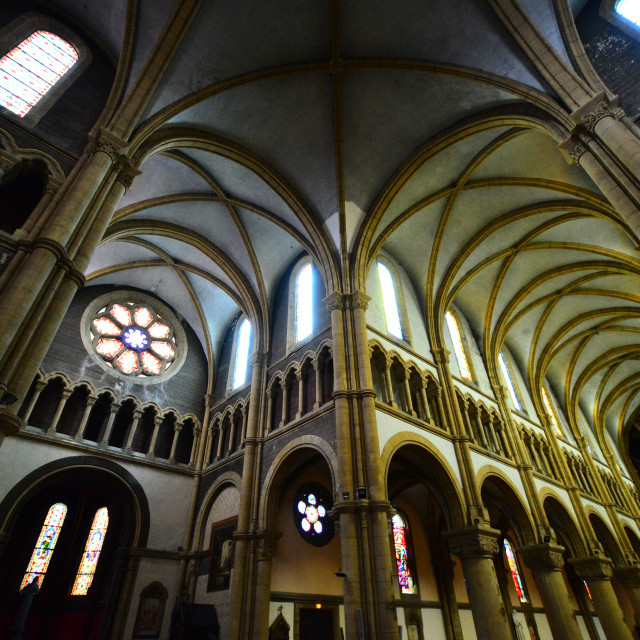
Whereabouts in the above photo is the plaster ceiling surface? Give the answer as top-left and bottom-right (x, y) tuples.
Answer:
(57, 0), (639, 452)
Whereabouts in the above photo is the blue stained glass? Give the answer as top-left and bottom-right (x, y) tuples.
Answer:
(392, 514), (416, 594)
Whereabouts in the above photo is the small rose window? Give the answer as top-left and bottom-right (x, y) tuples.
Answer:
(293, 483), (334, 547)
(89, 301), (177, 378)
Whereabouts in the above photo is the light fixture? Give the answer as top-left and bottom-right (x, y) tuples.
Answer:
(315, 603), (322, 609)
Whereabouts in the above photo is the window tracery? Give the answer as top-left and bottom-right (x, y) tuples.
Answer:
(71, 506), (108, 596)
(0, 31), (77, 117)
(617, 0), (640, 26)
(21, 502), (67, 590)
(392, 512), (417, 595)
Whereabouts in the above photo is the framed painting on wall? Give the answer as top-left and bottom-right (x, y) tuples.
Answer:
(207, 516), (237, 591)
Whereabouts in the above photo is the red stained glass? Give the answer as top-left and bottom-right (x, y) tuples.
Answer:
(21, 503), (67, 590)
(71, 507), (108, 596)
(0, 31), (77, 117)
(110, 304), (131, 327)
(92, 317), (121, 336)
(392, 514), (416, 594)
(141, 351), (162, 375)
(148, 322), (170, 339)
(151, 341), (175, 360)
(504, 538), (527, 603)
(96, 338), (123, 358)
(116, 349), (139, 374)
(134, 306), (153, 328)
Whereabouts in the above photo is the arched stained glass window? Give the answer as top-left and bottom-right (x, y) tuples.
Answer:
(392, 513), (417, 595)
(232, 318), (252, 389)
(542, 385), (563, 437)
(446, 310), (472, 382)
(71, 507), (108, 596)
(0, 31), (78, 117)
(503, 538), (527, 603)
(377, 262), (403, 340)
(499, 351), (523, 411)
(295, 263), (313, 343)
(617, 0), (640, 26)
(21, 502), (67, 590)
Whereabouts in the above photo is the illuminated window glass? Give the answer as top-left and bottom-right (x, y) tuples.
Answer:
(446, 311), (472, 381)
(584, 580), (593, 600)
(21, 502), (67, 590)
(71, 507), (108, 596)
(542, 385), (563, 437)
(293, 483), (334, 546)
(392, 513), (417, 595)
(499, 352), (523, 411)
(377, 262), (403, 339)
(617, 0), (640, 26)
(0, 31), (78, 117)
(504, 538), (528, 603)
(232, 318), (252, 389)
(295, 263), (313, 342)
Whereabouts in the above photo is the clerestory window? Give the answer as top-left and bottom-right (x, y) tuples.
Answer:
(0, 31), (78, 117)
(542, 384), (563, 437)
(232, 317), (252, 390)
(71, 507), (109, 596)
(503, 537), (528, 603)
(392, 512), (417, 595)
(295, 262), (313, 343)
(377, 261), (403, 340)
(499, 351), (523, 412)
(617, 0), (640, 26)
(446, 310), (473, 382)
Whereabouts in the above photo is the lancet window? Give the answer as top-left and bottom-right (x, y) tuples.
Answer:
(377, 261), (403, 340)
(542, 384), (563, 437)
(295, 262), (313, 343)
(392, 512), (417, 595)
(503, 537), (527, 603)
(446, 310), (473, 382)
(499, 351), (523, 411)
(71, 506), (109, 596)
(617, 0), (640, 26)
(232, 318), (252, 390)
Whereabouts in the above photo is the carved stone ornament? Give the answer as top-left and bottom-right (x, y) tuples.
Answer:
(116, 161), (141, 190)
(256, 531), (281, 560)
(323, 291), (344, 312)
(518, 543), (565, 571)
(350, 290), (371, 311)
(446, 525), (501, 559)
(613, 566), (640, 588)
(430, 347), (450, 365)
(570, 556), (613, 580)
(86, 127), (129, 163)
(558, 135), (589, 165)
(571, 92), (619, 132)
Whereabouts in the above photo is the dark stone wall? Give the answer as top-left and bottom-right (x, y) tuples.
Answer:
(577, 0), (640, 120)
(41, 285), (208, 418)
(0, 2), (116, 160)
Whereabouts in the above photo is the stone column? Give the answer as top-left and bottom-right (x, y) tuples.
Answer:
(474, 411), (489, 450)
(46, 389), (72, 435)
(239, 406), (248, 447)
(169, 421), (183, 463)
(21, 380), (46, 424)
(265, 390), (273, 433)
(203, 422), (215, 466)
(74, 395), (97, 441)
(519, 543), (581, 640)
(279, 379), (288, 427)
(460, 399), (476, 444)
(295, 371), (304, 420)
(383, 357), (397, 408)
(227, 415), (237, 455)
(402, 371), (416, 417)
(435, 388), (447, 430)
(146, 415), (163, 459)
(419, 381), (431, 421)
(571, 557), (635, 640)
(99, 403), (121, 449)
(313, 357), (322, 409)
(447, 526), (513, 640)
(251, 531), (281, 640)
(123, 409), (143, 453)
(215, 421), (226, 461)
(614, 566), (640, 626)
(189, 426), (202, 469)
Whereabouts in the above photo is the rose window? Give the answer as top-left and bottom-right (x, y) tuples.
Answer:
(89, 301), (177, 378)
(293, 483), (334, 546)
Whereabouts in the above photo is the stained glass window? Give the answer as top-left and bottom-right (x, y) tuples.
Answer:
(617, 0), (640, 26)
(584, 580), (593, 600)
(542, 385), (563, 437)
(295, 263), (313, 342)
(503, 538), (527, 603)
(21, 503), (67, 590)
(499, 352), (523, 411)
(232, 318), (252, 389)
(89, 301), (178, 378)
(392, 513), (417, 595)
(0, 31), (78, 117)
(446, 310), (472, 381)
(378, 262), (403, 340)
(293, 483), (334, 546)
(71, 507), (108, 596)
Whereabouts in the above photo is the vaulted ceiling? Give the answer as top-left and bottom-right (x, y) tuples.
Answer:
(42, 0), (640, 454)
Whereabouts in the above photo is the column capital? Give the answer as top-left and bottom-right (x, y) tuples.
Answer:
(87, 126), (129, 162)
(61, 389), (73, 399)
(86, 395), (98, 407)
(518, 543), (566, 571)
(570, 556), (613, 580)
(109, 402), (122, 415)
(254, 530), (281, 560)
(446, 525), (501, 559)
(350, 290), (371, 311)
(132, 408), (143, 419)
(613, 565), (640, 588)
(323, 291), (344, 312)
(431, 347), (450, 365)
(558, 134), (590, 165)
(204, 393), (215, 409)
(571, 91), (620, 132)
(114, 159), (141, 190)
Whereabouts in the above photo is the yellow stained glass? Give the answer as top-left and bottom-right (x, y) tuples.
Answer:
(21, 503), (67, 590)
(96, 338), (123, 358)
(116, 349), (139, 374)
(92, 317), (121, 336)
(148, 321), (170, 339)
(71, 507), (108, 596)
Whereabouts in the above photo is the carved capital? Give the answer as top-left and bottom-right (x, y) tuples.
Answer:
(115, 160), (141, 190)
(431, 347), (450, 365)
(323, 291), (344, 312)
(110, 403), (122, 415)
(446, 525), (501, 559)
(256, 530), (281, 560)
(86, 396), (98, 407)
(558, 135), (589, 165)
(87, 127), (129, 163)
(571, 92), (619, 132)
(350, 290), (371, 311)
(44, 180), (61, 195)
(570, 556), (613, 580)
(518, 543), (565, 571)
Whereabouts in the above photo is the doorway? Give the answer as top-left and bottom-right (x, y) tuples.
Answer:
(298, 607), (335, 640)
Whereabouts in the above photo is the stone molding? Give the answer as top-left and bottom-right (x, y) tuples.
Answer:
(558, 134), (590, 165)
(518, 543), (566, 571)
(350, 290), (371, 311)
(571, 92), (620, 132)
(446, 525), (501, 559)
(87, 127), (129, 163)
(323, 291), (344, 312)
(570, 556), (614, 580)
